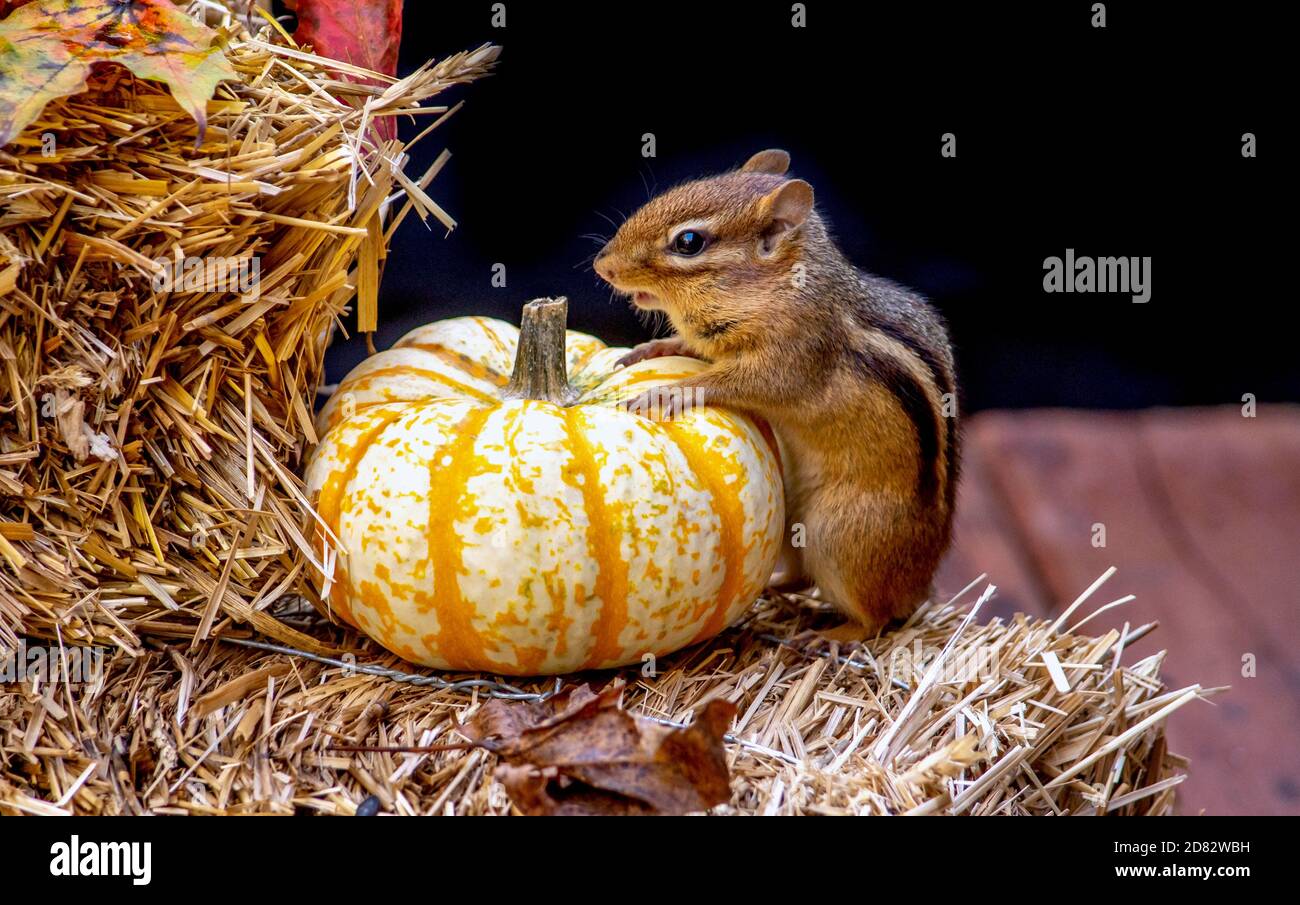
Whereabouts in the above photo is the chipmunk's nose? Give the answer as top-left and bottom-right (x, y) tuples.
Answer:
(594, 249), (616, 283)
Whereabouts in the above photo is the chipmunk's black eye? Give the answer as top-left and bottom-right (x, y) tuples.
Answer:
(670, 229), (707, 256)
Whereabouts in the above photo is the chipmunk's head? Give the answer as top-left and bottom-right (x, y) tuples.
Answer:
(594, 149), (816, 351)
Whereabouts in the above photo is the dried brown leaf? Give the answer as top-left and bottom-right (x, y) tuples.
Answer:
(464, 684), (736, 816)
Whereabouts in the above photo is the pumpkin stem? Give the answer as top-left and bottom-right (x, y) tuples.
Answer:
(503, 297), (580, 406)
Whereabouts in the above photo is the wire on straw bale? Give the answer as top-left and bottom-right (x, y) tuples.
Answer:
(0, 575), (1213, 815)
(0, 13), (498, 657)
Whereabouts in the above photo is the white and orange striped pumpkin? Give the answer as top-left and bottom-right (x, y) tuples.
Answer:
(305, 298), (784, 675)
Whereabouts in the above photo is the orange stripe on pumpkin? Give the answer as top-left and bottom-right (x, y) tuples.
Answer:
(420, 406), (503, 671)
(542, 570), (573, 659)
(395, 342), (509, 387)
(314, 406), (410, 626)
(567, 339), (607, 374)
(503, 402), (535, 494)
(473, 316), (513, 357)
(563, 408), (631, 670)
(339, 364), (498, 407)
(665, 421), (751, 644)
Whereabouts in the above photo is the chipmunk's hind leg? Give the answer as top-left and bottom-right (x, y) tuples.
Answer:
(768, 540), (808, 591)
(803, 496), (936, 632)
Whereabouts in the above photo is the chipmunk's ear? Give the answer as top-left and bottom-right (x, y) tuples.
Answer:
(757, 179), (814, 255)
(741, 149), (790, 175)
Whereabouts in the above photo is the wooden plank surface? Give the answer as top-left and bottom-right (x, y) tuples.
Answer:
(938, 405), (1300, 815)
(936, 437), (1054, 621)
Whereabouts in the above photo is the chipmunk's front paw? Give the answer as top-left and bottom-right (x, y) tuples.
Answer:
(616, 337), (697, 368)
(623, 385), (695, 422)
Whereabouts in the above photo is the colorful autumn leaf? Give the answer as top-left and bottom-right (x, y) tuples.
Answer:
(0, 0), (236, 148)
(463, 684), (736, 816)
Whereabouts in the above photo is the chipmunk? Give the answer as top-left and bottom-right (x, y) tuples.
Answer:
(593, 149), (959, 634)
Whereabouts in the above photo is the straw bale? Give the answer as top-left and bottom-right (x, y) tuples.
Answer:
(0, 12), (498, 655)
(0, 576), (1209, 815)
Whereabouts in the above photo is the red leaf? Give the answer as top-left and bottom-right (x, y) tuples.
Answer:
(290, 0), (401, 141)
(291, 0), (401, 75)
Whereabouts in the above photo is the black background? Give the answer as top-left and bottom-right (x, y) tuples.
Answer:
(305, 2), (1289, 413)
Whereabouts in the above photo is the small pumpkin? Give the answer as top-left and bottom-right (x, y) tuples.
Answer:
(306, 298), (784, 675)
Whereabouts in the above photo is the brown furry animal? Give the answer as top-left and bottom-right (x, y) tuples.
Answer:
(594, 149), (959, 633)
